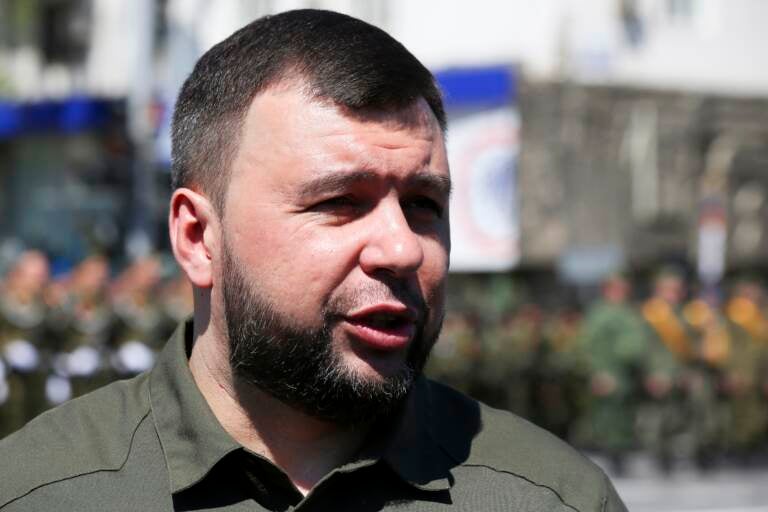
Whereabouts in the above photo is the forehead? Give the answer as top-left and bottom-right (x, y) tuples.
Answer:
(228, 84), (448, 194)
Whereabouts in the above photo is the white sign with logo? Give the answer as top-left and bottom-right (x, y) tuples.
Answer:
(447, 107), (520, 271)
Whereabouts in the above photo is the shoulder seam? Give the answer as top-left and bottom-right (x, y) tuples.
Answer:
(0, 409), (152, 510)
(458, 463), (582, 512)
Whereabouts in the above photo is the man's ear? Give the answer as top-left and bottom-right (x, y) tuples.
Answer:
(169, 188), (218, 288)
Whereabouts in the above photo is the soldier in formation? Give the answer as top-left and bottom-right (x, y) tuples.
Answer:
(5, 249), (768, 474)
(636, 269), (698, 472)
(0, 251), (51, 437)
(722, 277), (768, 462)
(428, 268), (768, 473)
(680, 287), (730, 469)
(577, 273), (647, 474)
(0, 250), (193, 437)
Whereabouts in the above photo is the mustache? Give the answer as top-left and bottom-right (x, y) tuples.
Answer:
(324, 281), (428, 320)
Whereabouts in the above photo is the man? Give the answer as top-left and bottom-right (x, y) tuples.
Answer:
(578, 273), (647, 474)
(0, 10), (625, 511)
(0, 250), (50, 437)
(639, 267), (696, 472)
(46, 255), (114, 401)
(723, 277), (768, 460)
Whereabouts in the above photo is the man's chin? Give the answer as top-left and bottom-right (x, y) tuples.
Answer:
(339, 339), (414, 381)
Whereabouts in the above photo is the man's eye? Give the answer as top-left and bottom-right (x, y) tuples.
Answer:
(404, 196), (444, 218)
(314, 195), (356, 209)
(310, 195), (367, 216)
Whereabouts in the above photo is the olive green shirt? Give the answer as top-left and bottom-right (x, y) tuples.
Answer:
(0, 321), (626, 511)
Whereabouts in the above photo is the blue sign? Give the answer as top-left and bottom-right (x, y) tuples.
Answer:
(0, 97), (115, 139)
(435, 66), (516, 109)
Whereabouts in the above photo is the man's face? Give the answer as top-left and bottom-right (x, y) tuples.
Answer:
(656, 277), (685, 305)
(603, 278), (629, 304)
(217, 83), (450, 423)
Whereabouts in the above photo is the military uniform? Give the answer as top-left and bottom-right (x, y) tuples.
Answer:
(502, 305), (545, 419)
(48, 294), (114, 402)
(528, 309), (584, 440)
(107, 256), (165, 382)
(639, 294), (692, 472)
(0, 293), (49, 437)
(426, 312), (481, 397)
(723, 291), (768, 458)
(156, 275), (194, 344)
(577, 298), (647, 468)
(681, 296), (730, 468)
(109, 295), (164, 380)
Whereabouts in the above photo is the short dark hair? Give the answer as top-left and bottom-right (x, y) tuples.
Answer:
(171, 9), (446, 211)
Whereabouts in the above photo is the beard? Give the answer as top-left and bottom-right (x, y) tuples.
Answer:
(221, 242), (442, 426)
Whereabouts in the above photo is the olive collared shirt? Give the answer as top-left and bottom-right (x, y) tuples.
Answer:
(0, 321), (626, 511)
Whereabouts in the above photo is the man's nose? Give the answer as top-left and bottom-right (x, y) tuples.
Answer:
(359, 200), (424, 278)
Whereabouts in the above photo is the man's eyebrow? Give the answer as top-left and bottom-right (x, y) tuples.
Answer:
(406, 172), (453, 199)
(296, 169), (453, 199)
(296, 170), (379, 200)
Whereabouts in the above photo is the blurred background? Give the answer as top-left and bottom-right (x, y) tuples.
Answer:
(1, 1), (768, 509)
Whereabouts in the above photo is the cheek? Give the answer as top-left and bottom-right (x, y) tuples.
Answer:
(418, 240), (449, 306)
(270, 231), (363, 311)
(422, 237), (450, 278)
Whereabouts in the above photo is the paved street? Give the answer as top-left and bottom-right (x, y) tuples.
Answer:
(592, 455), (768, 511)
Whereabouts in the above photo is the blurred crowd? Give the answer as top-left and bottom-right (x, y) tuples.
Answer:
(4, 247), (768, 476)
(0, 249), (192, 438)
(428, 270), (768, 475)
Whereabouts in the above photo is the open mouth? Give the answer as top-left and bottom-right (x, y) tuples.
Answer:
(344, 306), (417, 350)
(352, 311), (412, 330)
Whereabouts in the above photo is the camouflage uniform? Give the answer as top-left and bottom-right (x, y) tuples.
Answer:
(531, 308), (584, 441)
(108, 256), (165, 381)
(577, 297), (647, 466)
(0, 293), (49, 437)
(638, 272), (692, 472)
(156, 274), (194, 343)
(426, 311), (480, 396)
(722, 282), (768, 459)
(487, 305), (545, 419)
(680, 295), (730, 468)
(0, 251), (51, 437)
(49, 294), (114, 400)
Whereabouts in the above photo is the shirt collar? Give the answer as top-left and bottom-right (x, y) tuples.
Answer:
(149, 320), (455, 494)
(149, 320), (240, 494)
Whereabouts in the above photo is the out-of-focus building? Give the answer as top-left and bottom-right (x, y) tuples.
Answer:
(504, 0), (768, 288)
(1, 0), (767, 284)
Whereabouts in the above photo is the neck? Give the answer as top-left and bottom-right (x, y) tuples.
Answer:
(188, 322), (367, 494)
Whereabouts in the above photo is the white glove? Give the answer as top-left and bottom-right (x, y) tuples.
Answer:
(67, 346), (101, 377)
(3, 339), (40, 372)
(114, 341), (155, 374)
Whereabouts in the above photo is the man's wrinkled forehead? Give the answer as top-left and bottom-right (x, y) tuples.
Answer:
(237, 81), (445, 160)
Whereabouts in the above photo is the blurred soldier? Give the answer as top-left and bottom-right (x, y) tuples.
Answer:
(476, 306), (537, 417)
(47, 255), (114, 402)
(0, 251), (50, 437)
(502, 303), (572, 433)
(505, 304), (548, 419)
(681, 288), (730, 468)
(109, 255), (164, 380)
(156, 272), (194, 342)
(471, 320), (508, 409)
(723, 277), (768, 461)
(534, 305), (585, 441)
(425, 311), (480, 396)
(578, 274), (647, 474)
(639, 268), (692, 472)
